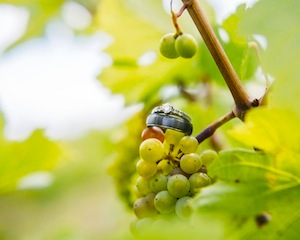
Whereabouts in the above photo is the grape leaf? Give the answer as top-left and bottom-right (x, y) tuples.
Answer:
(1, 0), (64, 51)
(0, 116), (62, 194)
(237, 0), (300, 117)
(97, 0), (202, 104)
(194, 149), (300, 240)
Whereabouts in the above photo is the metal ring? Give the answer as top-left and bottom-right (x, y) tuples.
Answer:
(146, 113), (193, 135)
(151, 103), (191, 122)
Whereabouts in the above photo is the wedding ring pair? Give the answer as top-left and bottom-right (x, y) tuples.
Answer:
(146, 103), (193, 135)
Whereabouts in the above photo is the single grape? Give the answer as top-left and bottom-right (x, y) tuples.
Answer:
(141, 126), (164, 143)
(133, 197), (158, 218)
(175, 33), (197, 58)
(175, 196), (193, 220)
(150, 173), (168, 193)
(154, 190), (177, 214)
(136, 159), (157, 178)
(139, 138), (164, 163)
(164, 129), (185, 145)
(189, 172), (212, 194)
(171, 167), (190, 178)
(200, 149), (218, 167)
(136, 177), (151, 196)
(199, 165), (207, 174)
(167, 174), (190, 198)
(131, 218), (154, 237)
(179, 136), (198, 154)
(157, 159), (173, 175)
(144, 192), (156, 209)
(130, 219), (139, 237)
(180, 153), (202, 174)
(159, 33), (179, 59)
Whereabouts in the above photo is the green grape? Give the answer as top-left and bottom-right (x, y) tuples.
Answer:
(136, 159), (157, 178)
(150, 173), (168, 193)
(154, 190), (177, 214)
(130, 219), (139, 237)
(167, 174), (190, 198)
(189, 172), (212, 194)
(180, 153), (202, 174)
(144, 192), (156, 208)
(136, 177), (151, 196)
(179, 136), (198, 154)
(133, 197), (158, 218)
(141, 126), (164, 143)
(200, 149), (218, 167)
(157, 159), (174, 175)
(175, 33), (197, 58)
(131, 217), (154, 237)
(139, 138), (164, 163)
(164, 129), (185, 145)
(159, 33), (179, 59)
(175, 196), (193, 220)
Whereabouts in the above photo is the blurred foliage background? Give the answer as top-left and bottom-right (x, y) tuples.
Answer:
(0, 0), (300, 239)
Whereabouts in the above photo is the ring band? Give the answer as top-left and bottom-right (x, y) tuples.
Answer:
(151, 103), (191, 122)
(146, 113), (193, 135)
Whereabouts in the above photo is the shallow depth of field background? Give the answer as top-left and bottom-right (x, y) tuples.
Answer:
(0, 0), (295, 239)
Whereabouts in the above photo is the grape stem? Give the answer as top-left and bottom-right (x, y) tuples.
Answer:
(181, 0), (256, 120)
(196, 111), (236, 144)
(170, 0), (182, 35)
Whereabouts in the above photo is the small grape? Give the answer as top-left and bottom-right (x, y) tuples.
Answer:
(189, 172), (211, 194)
(139, 138), (164, 163)
(157, 159), (173, 175)
(132, 218), (154, 237)
(175, 33), (198, 58)
(159, 33), (179, 59)
(141, 126), (164, 143)
(164, 129), (185, 145)
(200, 149), (218, 167)
(180, 153), (202, 174)
(150, 173), (168, 193)
(136, 177), (151, 196)
(133, 197), (158, 219)
(199, 165), (207, 174)
(179, 136), (198, 154)
(154, 190), (177, 214)
(171, 167), (190, 178)
(167, 174), (190, 198)
(136, 159), (157, 178)
(175, 196), (193, 220)
(144, 192), (156, 209)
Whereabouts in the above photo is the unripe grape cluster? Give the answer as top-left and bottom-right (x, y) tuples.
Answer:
(133, 126), (218, 221)
(160, 33), (198, 59)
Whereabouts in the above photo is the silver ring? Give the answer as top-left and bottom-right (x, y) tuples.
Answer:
(146, 113), (193, 135)
(151, 103), (191, 122)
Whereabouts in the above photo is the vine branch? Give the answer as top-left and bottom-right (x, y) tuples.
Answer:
(181, 0), (253, 119)
(196, 111), (236, 144)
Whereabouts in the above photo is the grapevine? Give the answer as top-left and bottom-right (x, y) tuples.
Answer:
(130, 0), (270, 236)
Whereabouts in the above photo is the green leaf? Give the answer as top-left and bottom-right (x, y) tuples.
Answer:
(97, 0), (202, 104)
(194, 149), (300, 239)
(2, 0), (64, 51)
(237, 0), (300, 117)
(0, 126), (62, 194)
(230, 107), (300, 175)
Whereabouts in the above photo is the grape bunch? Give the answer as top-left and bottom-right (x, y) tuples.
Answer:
(133, 126), (218, 222)
(159, 33), (198, 59)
